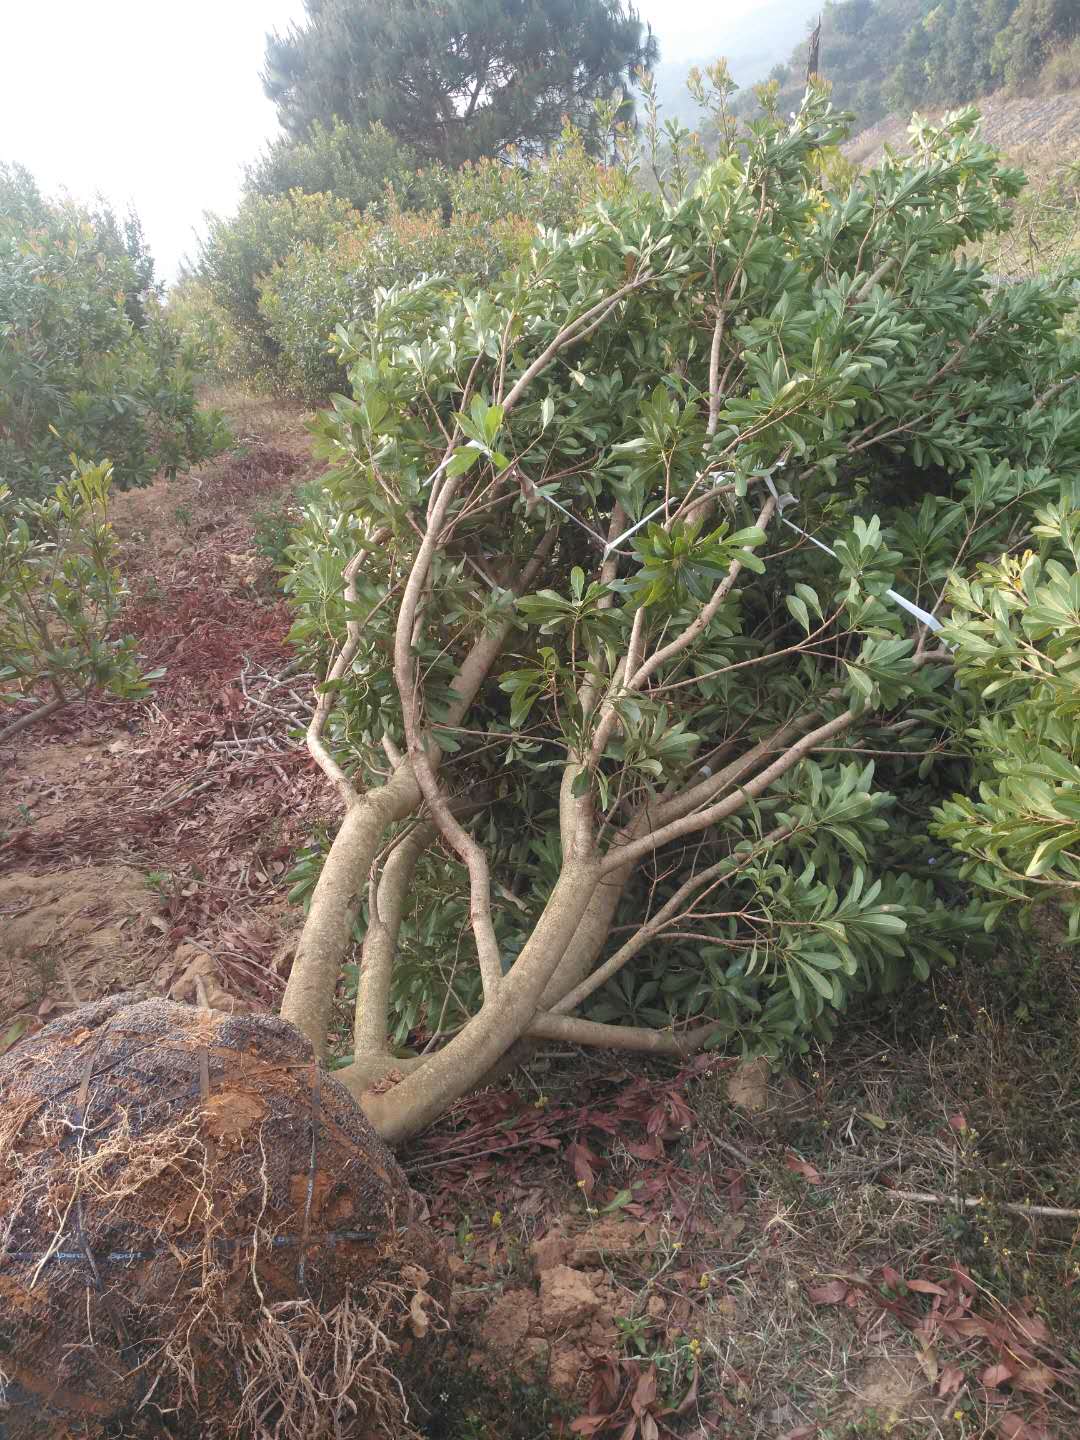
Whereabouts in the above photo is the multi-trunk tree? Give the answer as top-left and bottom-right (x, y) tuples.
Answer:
(276, 90), (1080, 1142)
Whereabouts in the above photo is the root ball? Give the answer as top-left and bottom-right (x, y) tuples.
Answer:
(0, 994), (446, 1438)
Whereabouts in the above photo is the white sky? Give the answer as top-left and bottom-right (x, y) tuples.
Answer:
(0, 1), (769, 281)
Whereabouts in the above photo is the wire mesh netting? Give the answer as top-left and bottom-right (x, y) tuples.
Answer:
(0, 994), (445, 1438)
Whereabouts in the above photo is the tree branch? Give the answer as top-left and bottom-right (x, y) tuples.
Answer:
(0, 696), (66, 745)
(600, 707), (858, 876)
(501, 271), (656, 416)
(355, 857), (600, 1142)
(280, 762), (421, 1056)
(354, 822), (434, 1056)
(551, 824), (792, 1015)
(527, 1012), (718, 1055)
(307, 529), (389, 809)
(403, 735), (504, 998)
(588, 494), (778, 765)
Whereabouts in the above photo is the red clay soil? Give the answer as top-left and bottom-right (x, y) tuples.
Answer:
(0, 406), (336, 1035)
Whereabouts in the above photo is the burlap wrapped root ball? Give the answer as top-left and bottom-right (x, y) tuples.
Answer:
(0, 995), (448, 1439)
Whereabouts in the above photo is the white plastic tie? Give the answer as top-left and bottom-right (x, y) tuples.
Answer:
(762, 473), (943, 633)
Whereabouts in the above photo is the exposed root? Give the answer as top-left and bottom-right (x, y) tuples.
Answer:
(0, 996), (447, 1439)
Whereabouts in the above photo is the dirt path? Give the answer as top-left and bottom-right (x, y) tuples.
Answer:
(0, 392), (335, 1040)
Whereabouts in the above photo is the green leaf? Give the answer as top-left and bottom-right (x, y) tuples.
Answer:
(0, 1018), (29, 1056)
(446, 445), (481, 476)
(786, 594), (811, 633)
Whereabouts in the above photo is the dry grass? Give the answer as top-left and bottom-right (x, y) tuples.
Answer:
(412, 919), (1080, 1438)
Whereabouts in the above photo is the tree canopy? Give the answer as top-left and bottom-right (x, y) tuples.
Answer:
(262, 0), (658, 164)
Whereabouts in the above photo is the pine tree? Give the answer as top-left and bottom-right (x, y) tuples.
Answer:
(263, 0), (657, 165)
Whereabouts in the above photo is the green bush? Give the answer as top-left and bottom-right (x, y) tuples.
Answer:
(251, 129), (624, 401)
(0, 164), (227, 500)
(281, 95), (1080, 1062)
(934, 495), (1080, 937)
(165, 275), (244, 388)
(0, 459), (160, 740)
(194, 187), (360, 388)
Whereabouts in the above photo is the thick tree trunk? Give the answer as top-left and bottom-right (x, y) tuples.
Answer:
(353, 855), (601, 1142)
(280, 766), (420, 1056)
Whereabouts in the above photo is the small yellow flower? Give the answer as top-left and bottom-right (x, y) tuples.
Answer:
(462, 1231), (474, 1245)
(491, 1211), (503, 1229)
(953, 1410), (964, 1422)
(576, 1179), (586, 1189)
(688, 1338), (701, 1356)
(698, 1273), (710, 1289)
(672, 1241), (683, 1251)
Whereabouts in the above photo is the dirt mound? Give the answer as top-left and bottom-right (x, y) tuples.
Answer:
(0, 864), (161, 1022)
(0, 995), (446, 1438)
(455, 1218), (671, 1402)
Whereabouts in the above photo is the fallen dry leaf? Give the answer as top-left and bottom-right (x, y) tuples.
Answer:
(1011, 1361), (1057, 1396)
(998, 1414), (1053, 1440)
(938, 1365), (965, 1397)
(982, 1362), (1014, 1390)
(408, 1290), (430, 1339)
(916, 1339), (939, 1384)
(807, 1280), (848, 1305)
(1011, 1307), (1053, 1347)
(907, 1278), (949, 1296)
(784, 1153), (822, 1184)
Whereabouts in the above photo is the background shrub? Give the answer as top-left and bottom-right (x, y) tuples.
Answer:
(199, 127), (625, 402)
(192, 187), (360, 389)
(0, 460), (160, 740)
(0, 164), (227, 500)
(246, 119), (450, 216)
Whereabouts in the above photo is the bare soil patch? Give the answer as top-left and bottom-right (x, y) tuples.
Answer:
(845, 89), (1080, 169)
(0, 392), (332, 1039)
(0, 864), (160, 1026)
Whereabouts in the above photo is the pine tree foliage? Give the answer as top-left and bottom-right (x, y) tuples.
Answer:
(263, 0), (657, 164)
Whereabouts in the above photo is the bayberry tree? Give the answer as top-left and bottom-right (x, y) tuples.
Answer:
(278, 90), (1080, 1141)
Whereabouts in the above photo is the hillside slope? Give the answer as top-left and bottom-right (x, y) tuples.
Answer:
(845, 86), (1080, 166)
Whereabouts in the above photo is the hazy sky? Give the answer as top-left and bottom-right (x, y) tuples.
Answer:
(1, 1), (772, 281)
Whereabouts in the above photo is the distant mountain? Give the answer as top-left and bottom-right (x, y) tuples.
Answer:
(650, 1), (822, 126)
(702, 1), (1080, 136)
